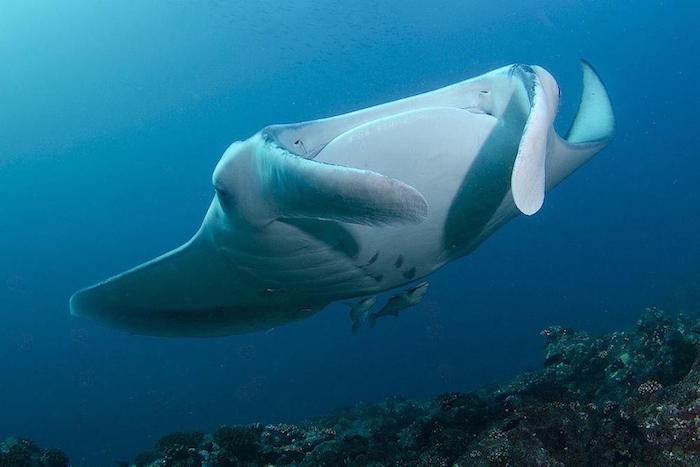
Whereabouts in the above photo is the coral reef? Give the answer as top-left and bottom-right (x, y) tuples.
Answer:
(0, 437), (68, 467)
(130, 307), (700, 466)
(5, 307), (700, 466)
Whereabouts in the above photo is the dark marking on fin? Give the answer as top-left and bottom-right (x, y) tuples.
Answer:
(394, 254), (404, 268)
(402, 267), (416, 280)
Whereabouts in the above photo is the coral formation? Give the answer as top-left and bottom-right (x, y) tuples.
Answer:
(128, 307), (700, 466)
(0, 437), (68, 467)
(5, 307), (700, 466)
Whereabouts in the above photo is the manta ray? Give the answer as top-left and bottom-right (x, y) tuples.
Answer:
(70, 61), (615, 337)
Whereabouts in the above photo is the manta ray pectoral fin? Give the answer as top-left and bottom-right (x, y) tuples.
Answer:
(545, 60), (615, 190)
(70, 237), (219, 336)
(258, 139), (429, 226)
(69, 214), (284, 337)
(566, 60), (615, 145)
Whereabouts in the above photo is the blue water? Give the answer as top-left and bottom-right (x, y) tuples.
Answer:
(1, 1), (698, 464)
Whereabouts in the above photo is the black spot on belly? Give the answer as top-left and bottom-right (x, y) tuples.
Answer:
(395, 255), (404, 268)
(402, 267), (416, 280)
(260, 288), (284, 297)
(373, 274), (384, 283)
(368, 251), (379, 265)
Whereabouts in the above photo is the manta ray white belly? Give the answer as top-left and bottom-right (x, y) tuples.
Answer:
(313, 108), (498, 287)
(70, 62), (615, 337)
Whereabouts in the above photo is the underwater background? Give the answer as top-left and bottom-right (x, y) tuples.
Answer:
(0, 0), (697, 464)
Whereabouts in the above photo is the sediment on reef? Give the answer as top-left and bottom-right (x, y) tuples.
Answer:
(129, 307), (700, 467)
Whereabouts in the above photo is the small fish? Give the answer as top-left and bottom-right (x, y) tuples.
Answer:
(348, 296), (377, 333)
(369, 282), (429, 327)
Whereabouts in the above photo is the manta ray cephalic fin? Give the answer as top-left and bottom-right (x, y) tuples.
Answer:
(510, 65), (557, 216)
(511, 61), (615, 215)
(216, 135), (430, 227)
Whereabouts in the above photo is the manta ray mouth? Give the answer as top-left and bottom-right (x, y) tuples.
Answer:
(509, 64), (538, 100)
(261, 125), (329, 159)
